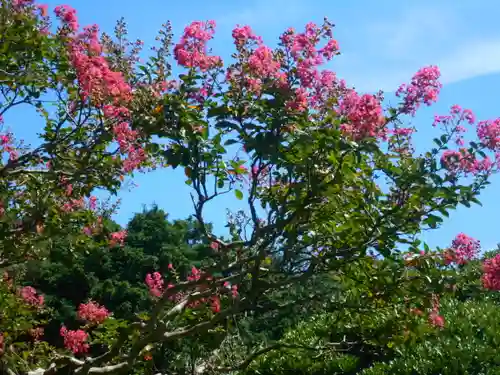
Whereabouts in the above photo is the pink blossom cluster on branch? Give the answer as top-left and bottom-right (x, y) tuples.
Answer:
(443, 233), (481, 265)
(174, 20), (221, 71)
(19, 286), (44, 307)
(145, 266), (236, 313)
(77, 300), (110, 324)
(396, 65), (442, 115)
(109, 230), (127, 247)
(428, 295), (445, 328)
(482, 254), (500, 291)
(339, 91), (386, 141)
(60, 326), (89, 354)
(54, 6), (146, 173)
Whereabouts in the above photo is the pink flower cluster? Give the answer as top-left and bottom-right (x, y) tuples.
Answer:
(339, 91), (386, 140)
(308, 70), (346, 111)
(228, 25), (284, 96)
(145, 266), (230, 314)
(248, 45), (281, 80)
(392, 127), (414, 137)
(60, 326), (89, 354)
(477, 118), (500, 150)
(61, 197), (85, 213)
(174, 21), (221, 71)
(396, 66), (442, 115)
(224, 281), (239, 298)
(69, 25), (131, 103)
(229, 22), (341, 108)
(60, 195), (97, 213)
(232, 25), (262, 46)
(1, 133), (18, 160)
(428, 295), (445, 329)
(483, 254), (500, 291)
(286, 88), (308, 112)
(55, 7), (146, 173)
(440, 149), (493, 176)
(449, 233), (480, 264)
(145, 272), (165, 297)
(109, 230), (127, 247)
(433, 105), (475, 146)
(288, 23), (339, 88)
(77, 300), (110, 324)
(54, 5), (78, 32)
(19, 286), (44, 307)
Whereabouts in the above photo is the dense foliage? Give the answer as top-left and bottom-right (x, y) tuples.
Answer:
(2, 0), (500, 374)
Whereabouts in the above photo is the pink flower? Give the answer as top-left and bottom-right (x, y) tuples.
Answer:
(77, 301), (110, 324)
(54, 5), (79, 32)
(392, 127), (414, 137)
(318, 39), (339, 59)
(65, 183), (73, 196)
(244, 77), (263, 95)
(174, 20), (221, 71)
(296, 57), (321, 88)
(109, 230), (127, 247)
(248, 45), (281, 79)
(145, 272), (164, 297)
(19, 286), (44, 307)
(187, 266), (202, 282)
(279, 27), (296, 48)
(339, 91), (386, 140)
(60, 326), (89, 354)
(440, 149), (492, 175)
(433, 105), (475, 145)
(231, 284), (238, 298)
(58, 17), (144, 173)
(429, 312), (445, 328)
(449, 233), (480, 264)
(88, 196), (97, 210)
(286, 87), (308, 112)
(103, 105), (130, 119)
(210, 241), (220, 251)
(210, 296), (221, 313)
(482, 254), (500, 291)
(396, 66), (442, 115)
(477, 119), (500, 150)
(232, 25), (262, 46)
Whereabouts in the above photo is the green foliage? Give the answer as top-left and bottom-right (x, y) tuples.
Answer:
(24, 206), (211, 328)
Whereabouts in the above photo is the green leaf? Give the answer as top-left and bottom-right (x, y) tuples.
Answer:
(235, 189), (243, 200)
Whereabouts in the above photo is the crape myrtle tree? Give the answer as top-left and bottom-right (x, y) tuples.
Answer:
(1, 0), (500, 374)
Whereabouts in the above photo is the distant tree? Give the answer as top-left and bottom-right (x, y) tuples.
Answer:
(23, 206), (212, 345)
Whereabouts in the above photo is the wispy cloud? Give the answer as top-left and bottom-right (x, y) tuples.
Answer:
(438, 38), (500, 85)
(335, 3), (500, 92)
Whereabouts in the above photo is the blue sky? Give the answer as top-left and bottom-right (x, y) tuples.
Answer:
(9, 0), (500, 251)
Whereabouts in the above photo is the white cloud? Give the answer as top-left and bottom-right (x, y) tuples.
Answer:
(336, 4), (500, 93)
(438, 38), (500, 85)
